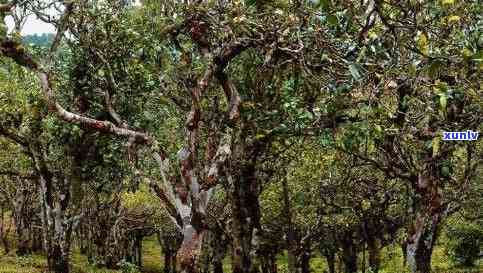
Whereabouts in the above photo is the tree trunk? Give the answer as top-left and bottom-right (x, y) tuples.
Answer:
(37, 173), (74, 273)
(0, 206), (10, 254)
(229, 137), (269, 273)
(406, 174), (444, 273)
(406, 212), (442, 273)
(214, 260), (224, 273)
(125, 231), (143, 267)
(401, 241), (407, 268)
(298, 248), (311, 273)
(177, 225), (205, 273)
(48, 242), (70, 273)
(199, 231), (213, 273)
(212, 228), (228, 273)
(12, 179), (36, 256)
(164, 251), (176, 273)
(231, 163), (262, 273)
(325, 252), (336, 273)
(15, 224), (31, 255)
(259, 245), (277, 273)
(158, 229), (182, 273)
(288, 242), (312, 273)
(367, 238), (381, 273)
(135, 233), (143, 267)
(341, 231), (357, 273)
(31, 227), (43, 252)
(282, 176), (297, 273)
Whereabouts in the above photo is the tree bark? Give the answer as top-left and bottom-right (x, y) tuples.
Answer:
(401, 241), (407, 268)
(48, 242), (70, 273)
(31, 227), (43, 252)
(367, 238), (381, 273)
(211, 228), (228, 273)
(231, 162), (262, 273)
(0, 206), (10, 254)
(298, 247), (311, 273)
(15, 223), (30, 255)
(164, 251), (177, 273)
(177, 225), (205, 273)
(158, 229), (181, 273)
(406, 174), (444, 273)
(282, 176), (297, 273)
(11, 178), (37, 256)
(325, 252), (336, 273)
(214, 260), (224, 273)
(34, 160), (74, 273)
(406, 212), (442, 273)
(341, 231), (357, 273)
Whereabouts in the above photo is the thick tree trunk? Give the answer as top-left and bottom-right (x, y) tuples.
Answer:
(213, 260), (224, 273)
(12, 180), (37, 256)
(231, 166), (262, 273)
(199, 231), (214, 273)
(367, 238), (381, 273)
(320, 228), (338, 273)
(124, 231), (143, 267)
(324, 252), (336, 273)
(298, 249), (311, 273)
(406, 212), (442, 273)
(164, 251), (176, 273)
(406, 174), (444, 273)
(158, 229), (181, 273)
(177, 225), (205, 273)
(31, 227), (43, 252)
(259, 244), (277, 273)
(211, 228), (228, 273)
(288, 242), (312, 273)
(341, 232), (357, 273)
(230, 138), (268, 273)
(37, 173), (74, 273)
(0, 206), (10, 254)
(135, 233), (143, 267)
(15, 224), (31, 255)
(48, 242), (70, 273)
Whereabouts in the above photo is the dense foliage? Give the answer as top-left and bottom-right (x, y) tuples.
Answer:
(0, 1), (481, 273)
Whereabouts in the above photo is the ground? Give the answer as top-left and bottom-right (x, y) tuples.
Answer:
(0, 237), (481, 273)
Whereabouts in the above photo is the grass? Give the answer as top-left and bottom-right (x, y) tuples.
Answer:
(0, 238), (481, 273)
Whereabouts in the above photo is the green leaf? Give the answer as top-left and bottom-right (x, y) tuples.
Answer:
(349, 64), (361, 80)
(255, 134), (266, 140)
(441, 166), (450, 177)
(327, 15), (338, 26)
(245, 0), (257, 6)
(416, 32), (429, 55)
(439, 93), (447, 112)
(432, 136), (441, 157)
(318, 0), (331, 10)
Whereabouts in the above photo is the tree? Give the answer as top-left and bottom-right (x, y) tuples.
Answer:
(1, 1), (481, 273)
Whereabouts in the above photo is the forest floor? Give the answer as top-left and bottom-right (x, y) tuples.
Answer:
(0, 236), (481, 273)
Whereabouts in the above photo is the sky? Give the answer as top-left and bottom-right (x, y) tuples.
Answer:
(4, 0), (142, 35)
(5, 15), (57, 35)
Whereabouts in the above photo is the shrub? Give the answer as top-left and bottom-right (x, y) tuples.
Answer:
(446, 221), (482, 267)
(117, 260), (140, 273)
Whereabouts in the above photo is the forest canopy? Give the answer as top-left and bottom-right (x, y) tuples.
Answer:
(0, 1), (481, 273)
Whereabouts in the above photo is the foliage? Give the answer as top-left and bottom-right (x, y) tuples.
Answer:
(117, 260), (140, 273)
(445, 218), (483, 266)
(0, 1), (482, 273)
(22, 33), (54, 48)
